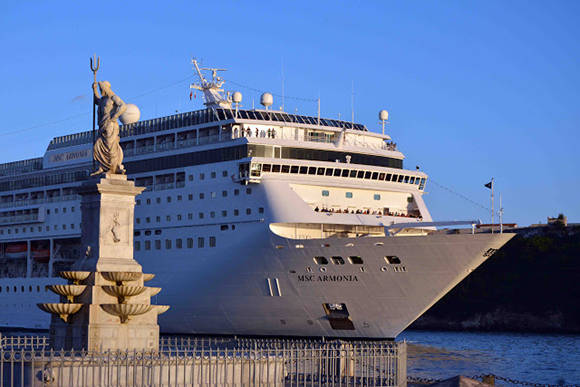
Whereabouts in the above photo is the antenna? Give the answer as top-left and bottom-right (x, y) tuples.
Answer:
(351, 80), (354, 129)
(379, 110), (389, 135)
(281, 57), (285, 111)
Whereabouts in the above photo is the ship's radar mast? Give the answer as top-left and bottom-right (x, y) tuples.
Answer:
(190, 59), (233, 109)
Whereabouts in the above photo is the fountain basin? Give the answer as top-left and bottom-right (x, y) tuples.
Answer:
(143, 273), (155, 282)
(59, 271), (91, 285)
(102, 286), (146, 303)
(47, 285), (87, 302)
(37, 303), (83, 323)
(101, 271), (141, 285)
(101, 304), (153, 323)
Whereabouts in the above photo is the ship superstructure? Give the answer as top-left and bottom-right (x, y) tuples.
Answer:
(0, 64), (513, 338)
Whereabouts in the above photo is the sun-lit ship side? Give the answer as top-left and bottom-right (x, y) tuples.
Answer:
(0, 62), (514, 337)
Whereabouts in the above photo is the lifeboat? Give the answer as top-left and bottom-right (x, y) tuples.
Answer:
(32, 247), (50, 263)
(5, 243), (27, 259)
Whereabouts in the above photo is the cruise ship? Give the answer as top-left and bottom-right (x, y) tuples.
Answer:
(0, 61), (513, 338)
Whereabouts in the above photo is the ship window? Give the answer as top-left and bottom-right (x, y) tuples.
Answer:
(220, 225), (229, 231)
(146, 199), (151, 205)
(345, 192), (353, 199)
(333, 168), (341, 176)
(371, 172), (379, 180)
(222, 190), (227, 197)
(199, 212), (204, 219)
(199, 193), (204, 199)
(262, 164), (272, 172)
(188, 213), (193, 220)
(246, 188), (252, 194)
(222, 170), (228, 177)
(386, 173), (392, 181)
(341, 169), (349, 177)
(398, 175), (404, 182)
(234, 209), (239, 216)
(145, 230), (152, 236)
(221, 210), (227, 217)
(198, 237), (204, 248)
(348, 170), (356, 178)
(379, 173), (385, 180)
(211, 171), (216, 179)
(364, 171), (372, 179)
(210, 211), (215, 218)
(177, 195), (182, 201)
(135, 241), (140, 251)
(348, 256), (363, 264)
(308, 167), (316, 175)
(176, 239), (182, 249)
(246, 208), (251, 215)
(281, 165), (290, 173)
(354, 170), (362, 178)
(234, 189), (240, 195)
(331, 256), (345, 265)
(156, 216), (160, 222)
(200, 173), (205, 180)
(209, 236), (216, 247)
(271, 164), (280, 173)
(404, 175), (410, 183)
(409, 177), (415, 184)
(167, 196), (171, 203)
(419, 178), (426, 190)
(415, 178), (421, 185)
(374, 194), (381, 200)
(189, 175), (194, 181)
(290, 166), (299, 173)
(385, 255), (401, 264)
(155, 240), (161, 250)
(166, 215), (171, 221)
(177, 214), (182, 221)
(313, 256), (328, 265)
(322, 190), (329, 197)
(187, 238), (193, 248)
(258, 207), (264, 214)
(325, 168), (333, 176)
(211, 192), (216, 198)
(145, 241), (151, 250)
(299, 166), (308, 174)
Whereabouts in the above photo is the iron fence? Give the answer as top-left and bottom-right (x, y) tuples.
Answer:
(0, 335), (406, 386)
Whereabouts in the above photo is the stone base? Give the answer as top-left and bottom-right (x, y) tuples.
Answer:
(27, 357), (285, 387)
(50, 323), (159, 352)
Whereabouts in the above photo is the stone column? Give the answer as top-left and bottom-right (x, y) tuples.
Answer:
(41, 174), (168, 352)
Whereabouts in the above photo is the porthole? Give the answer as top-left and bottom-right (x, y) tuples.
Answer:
(349, 256), (364, 264)
(320, 266), (327, 273)
(380, 266), (388, 272)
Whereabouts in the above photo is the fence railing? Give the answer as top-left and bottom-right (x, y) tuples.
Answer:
(0, 335), (406, 386)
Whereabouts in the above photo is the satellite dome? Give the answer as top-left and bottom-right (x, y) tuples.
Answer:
(233, 91), (242, 103)
(260, 92), (273, 108)
(379, 110), (389, 121)
(120, 104), (141, 125)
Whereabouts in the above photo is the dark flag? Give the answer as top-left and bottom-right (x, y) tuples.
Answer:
(484, 181), (493, 189)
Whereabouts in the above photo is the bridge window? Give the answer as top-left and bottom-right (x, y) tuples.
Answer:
(345, 192), (353, 199)
(404, 176), (410, 183)
(308, 167), (316, 175)
(281, 165), (290, 173)
(391, 174), (398, 182)
(313, 256), (328, 265)
(371, 172), (379, 180)
(322, 190), (330, 197)
(290, 166), (299, 173)
(357, 170), (364, 178)
(262, 164), (271, 172)
(409, 177), (415, 184)
(374, 194), (381, 200)
(341, 169), (349, 177)
(299, 166), (308, 174)
(272, 164), (281, 172)
(325, 168), (333, 176)
(398, 175), (404, 183)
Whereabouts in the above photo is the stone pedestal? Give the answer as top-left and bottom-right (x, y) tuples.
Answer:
(39, 174), (168, 351)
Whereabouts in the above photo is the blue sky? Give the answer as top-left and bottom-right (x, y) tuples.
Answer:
(0, 1), (578, 226)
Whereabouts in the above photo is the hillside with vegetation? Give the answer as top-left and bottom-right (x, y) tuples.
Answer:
(410, 224), (580, 333)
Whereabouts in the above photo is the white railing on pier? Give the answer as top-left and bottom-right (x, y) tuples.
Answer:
(0, 335), (406, 386)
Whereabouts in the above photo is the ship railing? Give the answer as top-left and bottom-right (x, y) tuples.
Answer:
(0, 335), (406, 387)
(0, 195), (79, 209)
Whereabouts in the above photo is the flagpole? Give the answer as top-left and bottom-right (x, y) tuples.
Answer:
(491, 178), (494, 234)
(500, 193), (503, 234)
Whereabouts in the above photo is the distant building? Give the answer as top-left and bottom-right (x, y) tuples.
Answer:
(547, 214), (567, 227)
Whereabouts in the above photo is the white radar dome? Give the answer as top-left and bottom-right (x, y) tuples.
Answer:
(120, 104), (141, 125)
(260, 92), (273, 108)
(379, 109), (389, 121)
(233, 91), (242, 103)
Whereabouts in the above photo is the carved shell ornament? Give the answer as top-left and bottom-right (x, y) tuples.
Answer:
(111, 212), (121, 243)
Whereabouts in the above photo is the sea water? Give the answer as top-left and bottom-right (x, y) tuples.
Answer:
(399, 330), (580, 385)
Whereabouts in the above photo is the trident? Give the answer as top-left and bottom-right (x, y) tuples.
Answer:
(90, 54), (100, 171)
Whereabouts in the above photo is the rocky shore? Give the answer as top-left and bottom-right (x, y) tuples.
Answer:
(410, 224), (580, 333)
